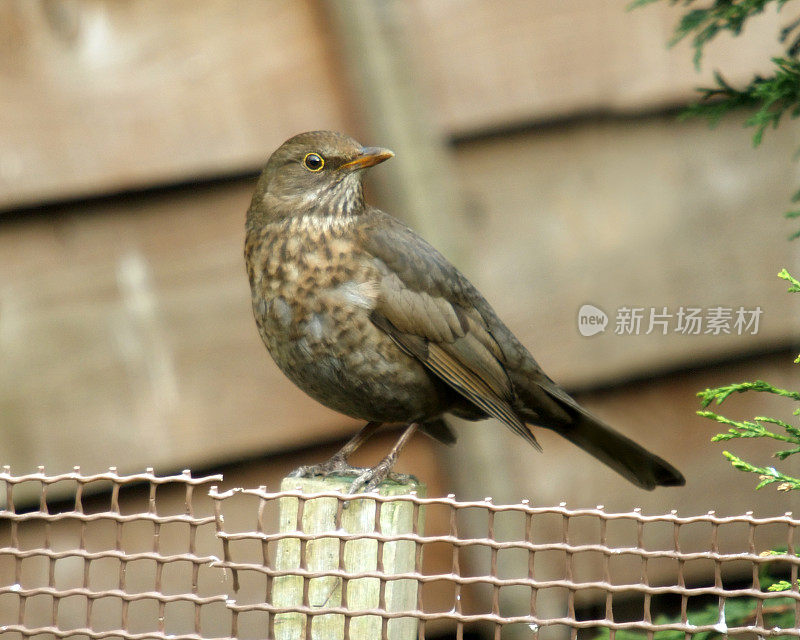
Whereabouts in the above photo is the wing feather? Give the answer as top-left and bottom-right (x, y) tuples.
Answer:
(426, 343), (541, 450)
(361, 210), (542, 449)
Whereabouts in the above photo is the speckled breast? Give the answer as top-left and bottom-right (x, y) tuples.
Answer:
(244, 214), (445, 423)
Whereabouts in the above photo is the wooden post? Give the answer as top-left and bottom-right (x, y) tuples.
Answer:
(322, 0), (465, 263)
(272, 474), (425, 640)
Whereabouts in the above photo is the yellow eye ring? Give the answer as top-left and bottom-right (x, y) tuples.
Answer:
(303, 152), (324, 172)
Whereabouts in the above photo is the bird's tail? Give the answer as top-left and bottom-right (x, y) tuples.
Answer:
(546, 410), (685, 490)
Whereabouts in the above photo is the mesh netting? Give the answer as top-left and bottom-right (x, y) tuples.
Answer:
(0, 467), (798, 639)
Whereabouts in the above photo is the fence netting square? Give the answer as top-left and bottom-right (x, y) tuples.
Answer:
(0, 467), (798, 639)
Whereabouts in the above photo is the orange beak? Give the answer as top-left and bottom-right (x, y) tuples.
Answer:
(339, 147), (395, 171)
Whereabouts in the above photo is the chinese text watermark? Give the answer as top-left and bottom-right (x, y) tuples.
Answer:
(577, 304), (762, 337)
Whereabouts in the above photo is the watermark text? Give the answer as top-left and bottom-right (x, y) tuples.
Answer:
(578, 305), (762, 337)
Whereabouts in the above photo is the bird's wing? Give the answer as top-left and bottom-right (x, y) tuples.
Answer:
(359, 213), (685, 490)
(360, 212), (544, 449)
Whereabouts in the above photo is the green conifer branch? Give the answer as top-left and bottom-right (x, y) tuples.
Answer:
(694, 272), (800, 492)
(603, 7), (800, 633)
(722, 451), (800, 489)
(768, 579), (794, 591)
(778, 267), (800, 290)
(757, 415), (800, 438)
(632, 0), (800, 238)
(702, 412), (800, 446)
(629, 0), (796, 65)
(697, 380), (800, 406)
(684, 57), (800, 146)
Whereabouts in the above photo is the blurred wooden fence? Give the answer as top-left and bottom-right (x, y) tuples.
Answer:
(1, 0), (799, 588)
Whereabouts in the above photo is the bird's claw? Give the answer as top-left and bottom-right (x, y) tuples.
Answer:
(291, 453), (411, 497)
(347, 455), (411, 494)
(348, 466), (387, 495)
(290, 454), (360, 479)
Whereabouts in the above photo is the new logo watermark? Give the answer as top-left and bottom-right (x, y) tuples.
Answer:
(577, 305), (762, 337)
(577, 304), (608, 337)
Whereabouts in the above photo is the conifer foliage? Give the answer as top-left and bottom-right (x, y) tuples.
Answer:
(633, 0), (800, 237)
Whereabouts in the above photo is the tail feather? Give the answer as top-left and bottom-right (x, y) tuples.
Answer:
(516, 373), (685, 489)
(545, 410), (685, 490)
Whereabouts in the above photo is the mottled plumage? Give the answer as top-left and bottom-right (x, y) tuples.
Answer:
(245, 130), (685, 492)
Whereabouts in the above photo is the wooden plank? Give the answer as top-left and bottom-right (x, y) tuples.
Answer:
(0, 434), (463, 640)
(226, 433), (470, 639)
(1, 111), (797, 476)
(0, 178), (360, 475)
(0, 0), (353, 210)
(448, 350), (800, 513)
(273, 474), (424, 640)
(323, 0), (466, 261)
(401, 0), (786, 135)
(446, 349), (800, 627)
(452, 114), (800, 388)
(0, 0), (786, 210)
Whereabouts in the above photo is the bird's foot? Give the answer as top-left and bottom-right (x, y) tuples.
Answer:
(347, 453), (403, 495)
(290, 454), (360, 479)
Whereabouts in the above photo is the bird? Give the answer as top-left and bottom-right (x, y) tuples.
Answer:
(244, 130), (685, 493)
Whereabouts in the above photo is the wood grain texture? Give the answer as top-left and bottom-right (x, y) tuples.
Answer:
(0, 0), (786, 209)
(452, 114), (800, 388)
(0, 0), (353, 209)
(401, 0), (785, 135)
(449, 350), (800, 510)
(447, 351), (800, 634)
(0, 436), (457, 639)
(0, 179), (360, 474)
(274, 474), (423, 640)
(1, 113), (797, 476)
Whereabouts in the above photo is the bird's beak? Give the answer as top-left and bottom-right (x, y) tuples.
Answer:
(339, 147), (395, 171)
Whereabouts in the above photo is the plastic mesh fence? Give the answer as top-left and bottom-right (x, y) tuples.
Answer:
(1, 467), (799, 639)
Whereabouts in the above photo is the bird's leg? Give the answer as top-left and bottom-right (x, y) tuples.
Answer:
(349, 423), (419, 494)
(292, 421), (383, 478)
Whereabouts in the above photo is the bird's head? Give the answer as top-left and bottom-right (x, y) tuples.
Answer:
(247, 130), (394, 226)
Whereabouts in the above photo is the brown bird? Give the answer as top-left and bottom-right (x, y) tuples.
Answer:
(245, 130), (685, 493)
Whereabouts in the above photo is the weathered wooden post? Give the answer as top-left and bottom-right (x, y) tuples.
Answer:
(272, 474), (425, 640)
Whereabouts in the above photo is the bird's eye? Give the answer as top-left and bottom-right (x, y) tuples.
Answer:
(303, 153), (324, 172)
